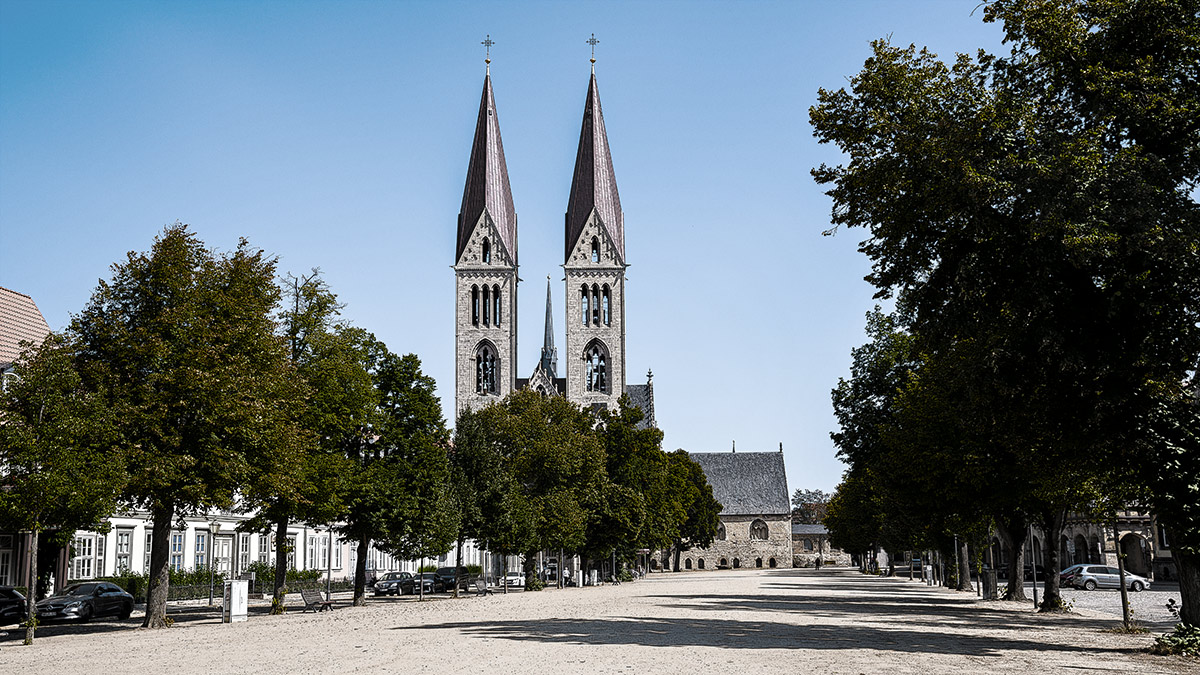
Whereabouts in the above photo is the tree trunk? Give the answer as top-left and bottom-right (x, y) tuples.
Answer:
(957, 538), (973, 592)
(523, 550), (537, 590)
(23, 525), (39, 645)
(1114, 521), (1132, 628)
(997, 516), (1028, 601)
(1175, 546), (1200, 626)
(143, 500), (174, 628)
(1038, 510), (1066, 612)
(271, 518), (288, 614)
(908, 551), (914, 580)
(502, 555), (508, 595)
(353, 536), (368, 606)
(672, 544), (681, 573)
(453, 536), (464, 599)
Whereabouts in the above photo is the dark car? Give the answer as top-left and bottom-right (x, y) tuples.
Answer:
(37, 582), (134, 622)
(373, 571), (412, 596)
(1, 586), (27, 625)
(433, 566), (473, 592)
(400, 573), (440, 595)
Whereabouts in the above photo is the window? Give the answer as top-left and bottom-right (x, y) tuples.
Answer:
(287, 536), (297, 569)
(195, 530), (208, 568)
(755, 558), (763, 568)
(1159, 524), (1171, 549)
(750, 519), (769, 541)
(585, 342), (608, 393)
(307, 535), (318, 570)
(803, 539), (813, 551)
(493, 285), (501, 327)
(145, 532), (153, 572)
(71, 535), (95, 580)
(482, 285), (490, 326)
(115, 529), (133, 572)
(476, 343), (499, 395)
(602, 286), (611, 325)
(482, 238), (491, 263)
(170, 532), (185, 572)
(471, 286), (480, 326)
(240, 533), (251, 572)
(592, 285), (600, 324)
(769, 558), (777, 568)
(581, 285), (590, 325)
(591, 237), (600, 263)
(259, 533), (272, 564)
(715, 522), (726, 541)
(685, 558), (692, 570)
(697, 558), (705, 570)
(733, 558), (741, 568)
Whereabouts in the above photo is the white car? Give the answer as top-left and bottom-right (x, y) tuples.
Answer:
(505, 571), (524, 587)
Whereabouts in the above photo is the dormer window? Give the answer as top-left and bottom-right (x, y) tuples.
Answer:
(591, 237), (600, 263)
(482, 238), (491, 264)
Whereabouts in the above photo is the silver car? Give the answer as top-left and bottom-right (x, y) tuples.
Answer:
(1063, 564), (1150, 591)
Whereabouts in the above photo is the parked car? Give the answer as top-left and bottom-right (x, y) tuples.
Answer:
(1059, 564), (1086, 586)
(36, 582), (134, 622)
(505, 571), (524, 588)
(400, 573), (440, 595)
(1, 586), (27, 626)
(433, 567), (473, 592)
(373, 571), (412, 596)
(1063, 564), (1150, 592)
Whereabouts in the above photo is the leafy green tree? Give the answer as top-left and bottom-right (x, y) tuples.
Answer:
(0, 334), (123, 644)
(665, 449), (721, 572)
(71, 224), (302, 627)
(791, 489), (832, 525)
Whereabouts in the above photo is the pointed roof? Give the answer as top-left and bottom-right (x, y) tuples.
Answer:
(457, 73), (517, 264)
(0, 286), (51, 369)
(540, 277), (557, 378)
(565, 71), (624, 263)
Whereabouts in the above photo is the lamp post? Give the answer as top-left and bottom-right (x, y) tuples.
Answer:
(326, 527), (333, 602)
(209, 518), (220, 606)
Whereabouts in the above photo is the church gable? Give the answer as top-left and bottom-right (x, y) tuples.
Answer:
(565, 213), (622, 268)
(457, 212), (514, 268)
(688, 451), (791, 517)
(524, 361), (564, 396)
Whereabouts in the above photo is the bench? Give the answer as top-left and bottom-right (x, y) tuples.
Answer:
(474, 577), (493, 596)
(300, 589), (333, 613)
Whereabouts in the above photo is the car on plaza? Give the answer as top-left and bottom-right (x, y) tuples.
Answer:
(1, 586), (27, 626)
(1062, 564), (1150, 591)
(433, 566), (473, 592)
(36, 582), (134, 622)
(400, 572), (441, 595)
(505, 571), (524, 588)
(373, 571), (412, 596)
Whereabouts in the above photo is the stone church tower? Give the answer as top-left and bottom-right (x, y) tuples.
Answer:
(453, 70), (518, 419)
(563, 69), (627, 411)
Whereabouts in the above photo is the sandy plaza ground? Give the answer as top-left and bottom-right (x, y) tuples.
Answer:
(0, 567), (1192, 674)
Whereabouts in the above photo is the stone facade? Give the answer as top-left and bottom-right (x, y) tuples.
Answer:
(792, 524), (853, 568)
(454, 213), (518, 419)
(681, 515), (792, 570)
(564, 216), (626, 410)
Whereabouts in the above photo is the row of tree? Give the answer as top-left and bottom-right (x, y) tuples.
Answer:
(814, 0), (1200, 626)
(0, 224), (722, 644)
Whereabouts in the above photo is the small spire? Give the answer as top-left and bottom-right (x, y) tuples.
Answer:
(482, 34), (494, 73)
(779, 442), (783, 453)
(587, 33), (599, 71)
(646, 368), (653, 383)
(732, 440), (736, 453)
(540, 277), (558, 378)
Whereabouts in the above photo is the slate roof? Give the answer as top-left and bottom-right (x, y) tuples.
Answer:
(626, 381), (655, 430)
(689, 451), (790, 516)
(792, 524), (827, 536)
(0, 287), (51, 368)
(565, 71), (624, 264)
(457, 73), (517, 264)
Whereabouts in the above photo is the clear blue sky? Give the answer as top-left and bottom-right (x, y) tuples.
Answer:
(0, 0), (1006, 495)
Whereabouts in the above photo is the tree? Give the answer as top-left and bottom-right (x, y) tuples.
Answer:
(71, 224), (302, 627)
(791, 489), (832, 525)
(0, 334), (123, 644)
(665, 450), (722, 572)
(811, 0), (1200, 614)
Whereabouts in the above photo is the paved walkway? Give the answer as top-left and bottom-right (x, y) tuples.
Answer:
(0, 568), (1190, 673)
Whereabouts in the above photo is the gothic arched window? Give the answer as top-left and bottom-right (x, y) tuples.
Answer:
(715, 522), (726, 541)
(492, 285), (501, 327)
(482, 238), (491, 263)
(476, 343), (499, 395)
(591, 284), (600, 325)
(471, 285), (480, 326)
(581, 285), (590, 325)
(602, 285), (611, 325)
(585, 341), (608, 393)
(482, 285), (491, 326)
(750, 519), (769, 541)
(591, 237), (600, 263)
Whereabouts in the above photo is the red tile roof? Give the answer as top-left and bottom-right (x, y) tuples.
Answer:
(0, 286), (51, 368)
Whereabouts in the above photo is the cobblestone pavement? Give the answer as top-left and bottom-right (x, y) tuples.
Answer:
(1057, 583), (1182, 627)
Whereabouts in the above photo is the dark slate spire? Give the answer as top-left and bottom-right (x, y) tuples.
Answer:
(457, 73), (517, 264)
(539, 276), (557, 378)
(565, 70), (624, 263)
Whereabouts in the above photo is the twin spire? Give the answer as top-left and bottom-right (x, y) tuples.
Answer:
(455, 57), (624, 268)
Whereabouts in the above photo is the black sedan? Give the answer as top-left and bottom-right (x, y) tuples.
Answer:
(400, 573), (441, 595)
(373, 571), (412, 596)
(37, 582), (134, 622)
(1, 586), (27, 625)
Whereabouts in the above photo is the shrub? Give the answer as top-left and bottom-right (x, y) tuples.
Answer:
(618, 568), (633, 582)
(466, 564), (483, 575)
(419, 564), (438, 573)
(1152, 624), (1200, 657)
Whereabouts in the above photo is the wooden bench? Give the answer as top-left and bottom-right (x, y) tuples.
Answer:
(474, 577), (493, 596)
(300, 589), (333, 613)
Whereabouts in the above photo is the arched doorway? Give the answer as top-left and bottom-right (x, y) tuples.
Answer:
(1073, 534), (1088, 566)
(1120, 534), (1152, 577)
(769, 558), (777, 568)
(733, 558), (741, 569)
(755, 557), (763, 568)
(698, 558), (705, 570)
(685, 558), (692, 570)
(719, 558), (728, 568)
(1088, 535), (1102, 564)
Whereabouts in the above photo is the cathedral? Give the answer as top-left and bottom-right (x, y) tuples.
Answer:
(452, 60), (655, 425)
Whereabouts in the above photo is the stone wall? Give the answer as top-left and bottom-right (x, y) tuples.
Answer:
(678, 514), (792, 570)
(792, 534), (853, 568)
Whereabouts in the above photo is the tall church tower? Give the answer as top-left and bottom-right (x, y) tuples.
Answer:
(564, 67), (626, 410)
(454, 69), (518, 419)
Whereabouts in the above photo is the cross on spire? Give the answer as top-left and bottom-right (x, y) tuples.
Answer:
(482, 34), (494, 70)
(587, 33), (599, 67)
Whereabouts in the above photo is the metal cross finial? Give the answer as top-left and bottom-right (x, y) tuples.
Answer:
(482, 35), (494, 66)
(587, 33), (599, 64)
